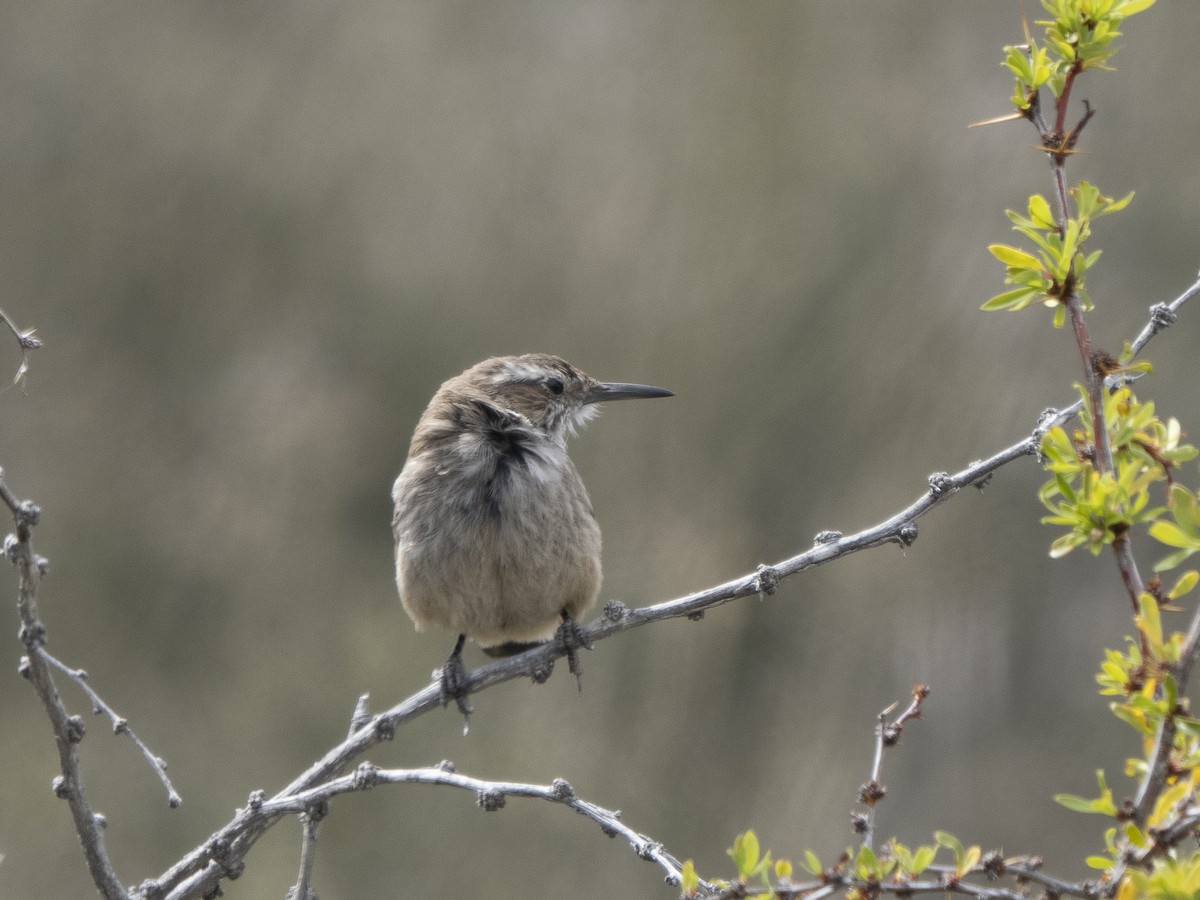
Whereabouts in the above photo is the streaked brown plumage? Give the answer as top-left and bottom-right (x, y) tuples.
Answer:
(391, 354), (671, 718)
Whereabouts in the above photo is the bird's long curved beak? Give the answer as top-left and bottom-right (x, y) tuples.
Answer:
(587, 382), (674, 404)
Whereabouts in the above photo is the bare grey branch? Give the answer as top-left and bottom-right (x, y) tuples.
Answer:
(0, 306), (42, 390)
(39, 648), (181, 808)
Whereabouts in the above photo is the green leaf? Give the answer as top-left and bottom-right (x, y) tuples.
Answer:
(1004, 45), (1034, 81)
(1074, 181), (1101, 218)
(1057, 220), (1083, 277)
(1163, 674), (1178, 712)
(1079, 248), (1103, 272)
(1168, 570), (1199, 600)
(681, 860), (699, 896)
(802, 849), (822, 876)
(1055, 792), (1100, 813)
(728, 831), (760, 879)
(1050, 533), (1086, 558)
(1157, 548), (1198, 572)
(1112, 702), (1154, 734)
(1015, 226), (1059, 256)
(1028, 193), (1056, 228)
(1097, 191), (1135, 217)
(1136, 593), (1163, 652)
(1056, 771), (1118, 815)
(1123, 822), (1151, 850)
(911, 845), (936, 874)
(1150, 521), (1196, 549)
(855, 844), (878, 879)
(959, 846), (981, 877)
(1087, 855), (1116, 870)
(989, 244), (1043, 269)
(982, 286), (1040, 311)
(935, 831), (964, 857)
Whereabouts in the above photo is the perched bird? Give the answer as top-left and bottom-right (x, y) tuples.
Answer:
(392, 354), (672, 720)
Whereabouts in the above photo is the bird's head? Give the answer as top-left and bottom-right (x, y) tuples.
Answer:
(458, 354), (673, 442)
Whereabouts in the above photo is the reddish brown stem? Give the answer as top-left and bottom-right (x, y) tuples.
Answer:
(1054, 63), (1082, 139)
(1045, 76), (1139, 615)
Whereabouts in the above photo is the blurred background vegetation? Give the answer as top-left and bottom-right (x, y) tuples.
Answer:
(1, 2), (1197, 897)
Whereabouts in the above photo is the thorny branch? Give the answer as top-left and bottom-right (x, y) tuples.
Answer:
(856, 686), (929, 852)
(2, 469), (130, 900)
(39, 648), (181, 808)
(271, 764), (701, 891)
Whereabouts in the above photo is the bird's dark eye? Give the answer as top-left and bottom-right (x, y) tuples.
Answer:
(545, 376), (565, 395)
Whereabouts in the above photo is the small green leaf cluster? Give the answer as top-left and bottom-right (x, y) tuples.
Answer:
(1039, 367), (1200, 893)
(931, 831), (982, 882)
(727, 830), (775, 887)
(1152, 485), (1200, 571)
(1118, 854), (1200, 900)
(1056, 769), (1118, 818)
(680, 831), (797, 898)
(1036, 386), (1195, 556)
(984, 184), (1132, 326)
(680, 831), (979, 899)
(1058, 764), (1199, 880)
(1003, 0), (1156, 110)
(1103, 587), (1200, 739)
(1038, 386), (1197, 558)
(1056, 568), (1200, 886)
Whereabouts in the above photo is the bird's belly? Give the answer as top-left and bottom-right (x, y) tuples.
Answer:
(396, 476), (602, 647)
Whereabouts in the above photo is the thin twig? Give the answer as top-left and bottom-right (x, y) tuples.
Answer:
(285, 806), (324, 900)
(282, 696), (374, 899)
(347, 694), (371, 736)
(1003, 858), (1095, 896)
(1133, 805), (1200, 863)
(1035, 77), (1114, 479)
(39, 648), (181, 808)
(857, 686), (928, 852)
(0, 306), (43, 389)
(2, 469), (130, 900)
(169, 764), (704, 900)
(1127, 274), (1200, 359)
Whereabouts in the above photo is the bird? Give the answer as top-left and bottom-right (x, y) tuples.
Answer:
(391, 354), (672, 722)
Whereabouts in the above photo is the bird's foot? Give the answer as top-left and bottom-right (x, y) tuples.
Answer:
(438, 634), (473, 732)
(555, 611), (594, 692)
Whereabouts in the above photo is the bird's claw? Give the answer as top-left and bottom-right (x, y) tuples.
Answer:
(555, 614), (593, 692)
(439, 635), (473, 731)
